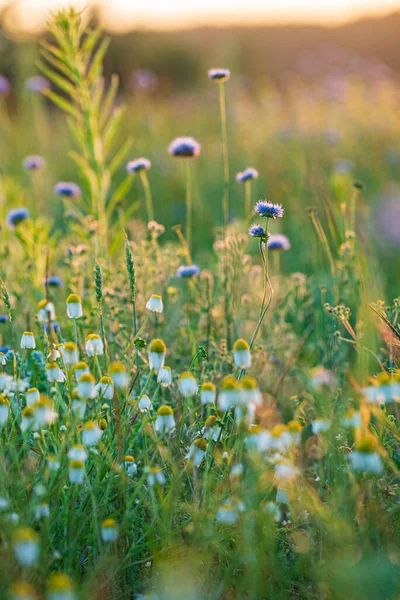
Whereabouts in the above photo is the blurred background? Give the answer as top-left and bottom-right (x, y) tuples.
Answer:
(0, 0), (400, 298)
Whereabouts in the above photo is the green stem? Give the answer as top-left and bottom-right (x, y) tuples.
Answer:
(140, 170), (154, 223)
(184, 160), (192, 254)
(245, 180), (252, 218)
(219, 81), (229, 233)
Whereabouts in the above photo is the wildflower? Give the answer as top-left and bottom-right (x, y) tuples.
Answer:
(125, 455), (137, 476)
(26, 387), (40, 406)
(47, 573), (76, 600)
(216, 500), (244, 524)
(126, 158), (151, 173)
(54, 182), (81, 198)
(138, 394), (152, 412)
(349, 437), (383, 474)
(264, 502), (281, 521)
(176, 264), (200, 278)
(312, 419), (331, 434)
(148, 339), (166, 372)
(343, 408), (362, 429)
(33, 396), (57, 428)
(23, 155), (46, 170)
(85, 333), (104, 356)
(218, 376), (240, 410)
(0, 74), (10, 95)
(233, 338), (251, 368)
(66, 294), (82, 319)
(178, 372), (198, 397)
(82, 421), (102, 446)
(287, 420), (303, 445)
(158, 366), (172, 387)
(0, 314), (9, 323)
(0, 394), (9, 426)
(38, 299), (56, 322)
(46, 362), (65, 383)
(187, 438), (207, 466)
(47, 455), (60, 472)
(96, 375), (114, 400)
(267, 234), (291, 251)
(239, 376), (262, 406)
(9, 580), (37, 600)
(63, 341), (79, 365)
(25, 75), (50, 92)
(155, 405), (175, 433)
(44, 276), (63, 288)
(309, 366), (336, 389)
(254, 200), (284, 219)
(69, 459), (85, 484)
(74, 362), (89, 382)
(200, 382), (216, 405)
(148, 220), (165, 237)
(21, 407), (35, 432)
(147, 466), (165, 486)
(208, 68), (231, 81)
(270, 424), (292, 452)
(68, 445), (88, 462)
(77, 373), (95, 399)
(109, 361), (128, 389)
(20, 331), (36, 350)
(6, 208), (30, 229)
(274, 459), (299, 483)
(248, 224), (268, 240)
(202, 415), (222, 442)
(12, 527), (40, 566)
(101, 518), (118, 543)
(236, 167), (259, 182)
(245, 425), (271, 453)
(146, 294), (163, 313)
(168, 136), (201, 158)
(35, 503), (50, 520)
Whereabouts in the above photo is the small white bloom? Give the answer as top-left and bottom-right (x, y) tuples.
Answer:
(63, 342), (79, 365)
(200, 382), (216, 405)
(157, 366), (172, 387)
(233, 339), (251, 368)
(82, 421), (102, 446)
(124, 455), (137, 476)
(12, 528), (40, 566)
(69, 460), (85, 484)
(146, 294), (163, 313)
(26, 387), (40, 406)
(101, 518), (118, 543)
(147, 467), (165, 486)
(178, 372), (198, 397)
(68, 445), (88, 462)
(311, 419), (331, 434)
(21, 332), (36, 350)
(155, 405), (175, 433)
(85, 334), (104, 357)
(66, 294), (83, 319)
(109, 362), (128, 389)
(138, 394), (152, 412)
(77, 373), (96, 399)
(187, 438), (207, 466)
(96, 376), (114, 400)
(35, 503), (50, 520)
(46, 362), (65, 383)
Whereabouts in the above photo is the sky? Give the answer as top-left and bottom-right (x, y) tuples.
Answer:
(2, 0), (400, 34)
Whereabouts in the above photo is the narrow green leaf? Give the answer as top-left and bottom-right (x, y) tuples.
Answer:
(108, 138), (134, 176)
(42, 89), (79, 118)
(87, 38), (110, 84)
(36, 61), (76, 96)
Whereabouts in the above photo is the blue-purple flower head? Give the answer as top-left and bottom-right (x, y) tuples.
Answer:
(249, 224), (269, 240)
(208, 68), (231, 82)
(0, 75), (10, 96)
(0, 315), (9, 323)
(54, 182), (81, 198)
(6, 207), (30, 229)
(126, 158), (151, 173)
(45, 321), (61, 334)
(168, 137), (201, 159)
(25, 76), (50, 93)
(254, 200), (284, 219)
(23, 155), (46, 171)
(44, 275), (64, 288)
(267, 234), (291, 251)
(176, 264), (200, 278)
(236, 168), (259, 183)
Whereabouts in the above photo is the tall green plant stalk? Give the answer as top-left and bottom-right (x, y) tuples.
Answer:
(245, 180), (252, 219)
(219, 81), (229, 233)
(140, 170), (154, 223)
(184, 160), (193, 255)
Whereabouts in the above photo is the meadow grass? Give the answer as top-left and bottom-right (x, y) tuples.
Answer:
(0, 8), (399, 600)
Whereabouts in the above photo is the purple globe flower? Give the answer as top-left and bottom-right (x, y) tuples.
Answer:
(25, 76), (50, 93)
(236, 168), (259, 183)
(54, 182), (81, 198)
(126, 158), (151, 173)
(267, 234), (291, 251)
(176, 265), (200, 278)
(249, 224), (268, 239)
(23, 155), (46, 171)
(0, 315), (9, 323)
(6, 208), (30, 229)
(168, 137), (201, 159)
(254, 201), (284, 219)
(208, 68), (231, 82)
(0, 75), (10, 96)
(43, 276), (64, 288)
(45, 321), (61, 334)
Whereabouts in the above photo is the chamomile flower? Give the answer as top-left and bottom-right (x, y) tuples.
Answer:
(124, 455), (137, 476)
(66, 294), (82, 319)
(146, 294), (163, 313)
(74, 362), (89, 382)
(96, 375), (114, 400)
(147, 466), (165, 486)
(101, 518), (118, 543)
(201, 415), (222, 442)
(85, 333), (104, 356)
(236, 167), (259, 182)
(69, 460), (85, 484)
(35, 503), (50, 520)
(0, 394), (9, 426)
(168, 137), (201, 158)
(21, 407), (35, 432)
(47, 455), (61, 472)
(68, 445), (88, 462)
(138, 394), (152, 412)
(148, 339), (166, 372)
(21, 331), (36, 350)
(158, 366), (172, 387)
(71, 392), (86, 418)
(9, 580), (37, 600)
(287, 420), (303, 445)
(254, 200), (284, 219)
(349, 437), (383, 474)
(77, 373), (95, 399)
(312, 419), (331, 434)
(126, 157), (151, 173)
(178, 371), (198, 397)
(155, 405), (175, 433)
(37, 299), (56, 322)
(187, 438), (207, 466)
(12, 527), (40, 566)
(270, 424), (292, 453)
(82, 420), (102, 446)
(233, 338), (251, 368)
(26, 387), (40, 406)
(46, 362), (65, 383)
(274, 459), (299, 483)
(343, 408), (362, 429)
(245, 424), (271, 453)
(63, 341), (79, 365)
(239, 376), (262, 406)
(200, 382), (216, 405)
(218, 376), (240, 410)
(47, 573), (76, 600)
(109, 361), (128, 389)
(33, 396), (58, 428)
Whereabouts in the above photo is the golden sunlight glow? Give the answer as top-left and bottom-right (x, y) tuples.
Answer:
(2, 0), (400, 34)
